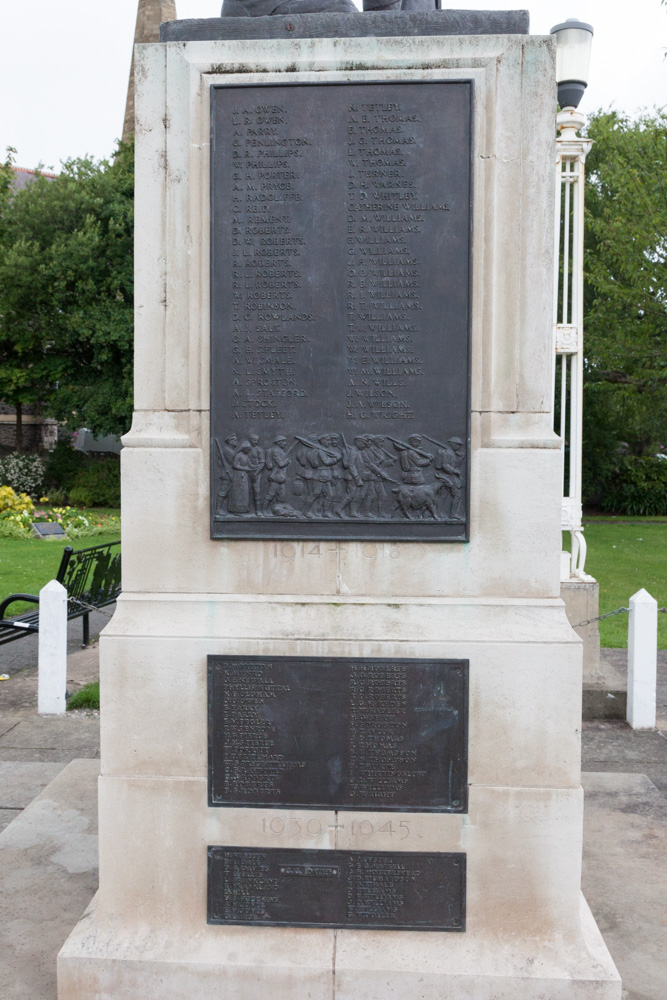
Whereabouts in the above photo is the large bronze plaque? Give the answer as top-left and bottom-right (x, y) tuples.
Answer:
(208, 655), (468, 811)
(210, 80), (472, 540)
(208, 847), (465, 930)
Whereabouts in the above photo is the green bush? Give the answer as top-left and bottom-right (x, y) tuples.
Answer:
(69, 457), (121, 508)
(0, 453), (45, 497)
(599, 456), (667, 516)
(42, 445), (121, 507)
(43, 443), (86, 493)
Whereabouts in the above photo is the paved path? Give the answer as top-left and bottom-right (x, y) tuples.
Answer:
(0, 644), (100, 831)
(0, 647), (665, 1000)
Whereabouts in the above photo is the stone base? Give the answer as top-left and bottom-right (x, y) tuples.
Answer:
(561, 580), (601, 678)
(58, 893), (620, 1000)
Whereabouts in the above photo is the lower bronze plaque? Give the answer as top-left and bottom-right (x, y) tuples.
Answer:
(208, 847), (465, 930)
(208, 655), (468, 812)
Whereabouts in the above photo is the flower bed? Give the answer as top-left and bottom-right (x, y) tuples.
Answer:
(0, 486), (119, 538)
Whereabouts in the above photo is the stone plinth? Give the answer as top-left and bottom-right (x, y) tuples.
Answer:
(58, 27), (621, 1000)
(562, 579), (602, 678)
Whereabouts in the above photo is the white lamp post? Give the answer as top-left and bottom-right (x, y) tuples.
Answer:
(551, 18), (594, 581)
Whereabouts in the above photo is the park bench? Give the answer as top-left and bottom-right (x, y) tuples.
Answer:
(0, 540), (121, 647)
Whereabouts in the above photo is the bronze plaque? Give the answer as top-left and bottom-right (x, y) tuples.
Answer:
(210, 80), (472, 540)
(208, 655), (468, 812)
(208, 847), (465, 930)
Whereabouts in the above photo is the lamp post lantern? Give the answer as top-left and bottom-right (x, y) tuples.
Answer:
(551, 18), (594, 111)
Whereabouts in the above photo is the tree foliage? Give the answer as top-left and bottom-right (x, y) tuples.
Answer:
(0, 142), (134, 441)
(582, 109), (667, 498)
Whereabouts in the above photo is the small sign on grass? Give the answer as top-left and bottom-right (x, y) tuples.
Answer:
(31, 522), (67, 540)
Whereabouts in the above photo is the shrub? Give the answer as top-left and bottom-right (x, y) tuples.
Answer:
(43, 443), (86, 493)
(69, 457), (120, 508)
(0, 453), (45, 497)
(599, 456), (667, 516)
(45, 487), (67, 506)
(0, 485), (35, 516)
(0, 486), (36, 538)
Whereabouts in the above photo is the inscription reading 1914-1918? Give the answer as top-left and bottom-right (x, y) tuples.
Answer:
(208, 655), (468, 812)
(208, 847), (466, 930)
(210, 81), (472, 540)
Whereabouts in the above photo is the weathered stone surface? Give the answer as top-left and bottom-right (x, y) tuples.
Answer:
(562, 579), (601, 677)
(58, 28), (619, 1000)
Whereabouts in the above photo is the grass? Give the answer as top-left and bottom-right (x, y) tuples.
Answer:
(0, 513), (121, 610)
(565, 517), (667, 648)
(67, 680), (100, 711)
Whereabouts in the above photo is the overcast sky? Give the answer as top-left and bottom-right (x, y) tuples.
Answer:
(1, 0), (665, 171)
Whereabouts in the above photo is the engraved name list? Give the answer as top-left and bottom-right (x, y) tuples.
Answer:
(211, 81), (472, 540)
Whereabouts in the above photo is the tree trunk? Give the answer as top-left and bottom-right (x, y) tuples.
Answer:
(15, 401), (23, 453)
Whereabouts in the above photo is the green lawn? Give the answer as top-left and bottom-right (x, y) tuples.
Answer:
(0, 525), (121, 606)
(565, 518), (667, 648)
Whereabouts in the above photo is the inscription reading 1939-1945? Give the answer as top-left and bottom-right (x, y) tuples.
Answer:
(210, 80), (472, 540)
(208, 847), (465, 930)
(208, 655), (468, 812)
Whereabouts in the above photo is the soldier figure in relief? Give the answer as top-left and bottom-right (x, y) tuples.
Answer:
(363, 434), (397, 518)
(264, 435), (291, 513)
(228, 443), (252, 514)
(392, 434), (433, 486)
(335, 436), (366, 519)
(293, 437), (319, 512)
(214, 433), (238, 516)
(434, 436), (465, 520)
(306, 435), (340, 519)
(326, 434), (345, 506)
(247, 433), (266, 517)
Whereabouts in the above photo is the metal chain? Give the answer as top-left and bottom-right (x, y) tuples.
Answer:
(659, 608), (667, 615)
(68, 598), (115, 619)
(572, 607), (628, 628)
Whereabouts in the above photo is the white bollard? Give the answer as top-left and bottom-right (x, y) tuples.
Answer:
(38, 580), (68, 715)
(627, 588), (658, 730)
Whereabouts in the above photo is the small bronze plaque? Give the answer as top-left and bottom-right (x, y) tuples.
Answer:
(208, 847), (465, 930)
(210, 80), (472, 541)
(208, 655), (468, 811)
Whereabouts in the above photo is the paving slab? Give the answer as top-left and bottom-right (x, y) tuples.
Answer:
(584, 649), (667, 726)
(0, 807), (21, 832)
(0, 761), (66, 809)
(582, 720), (667, 787)
(0, 716), (100, 753)
(582, 771), (667, 1000)
(0, 758), (99, 1000)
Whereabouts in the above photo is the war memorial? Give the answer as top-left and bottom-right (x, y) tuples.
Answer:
(58, 6), (622, 998)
